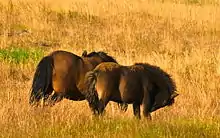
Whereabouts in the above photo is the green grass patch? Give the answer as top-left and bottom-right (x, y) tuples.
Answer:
(138, 119), (220, 138)
(0, 47), (44, 64)
(33, 118), (220, 138)
(0, 116), (219, 138)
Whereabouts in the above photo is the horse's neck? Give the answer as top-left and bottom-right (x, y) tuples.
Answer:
(83, 58), (102, 71)
(77, 58), (101, 91)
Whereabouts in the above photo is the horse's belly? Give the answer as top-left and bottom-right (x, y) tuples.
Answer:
(120, 87), (143, 104)
(65, 90), (85, 101)
(110, 91), (123, 102)
(120, 92), (138, 103)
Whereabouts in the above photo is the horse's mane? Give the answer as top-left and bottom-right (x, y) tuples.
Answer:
(134, 63), (177, 94)
(83, 51), (118, 63)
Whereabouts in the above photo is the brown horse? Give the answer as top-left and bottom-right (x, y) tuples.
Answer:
(29, 50), (128, 110)
(83, 62), (179, 119)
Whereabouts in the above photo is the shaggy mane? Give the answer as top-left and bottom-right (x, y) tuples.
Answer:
(134, 63), (177, 94)
(84, 51), (117, 63)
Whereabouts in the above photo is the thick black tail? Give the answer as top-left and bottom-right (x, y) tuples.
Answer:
(29, 56), (54, 105)
(83, 71), (100, 115)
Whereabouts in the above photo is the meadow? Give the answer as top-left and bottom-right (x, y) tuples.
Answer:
(0, 0), (220, 137)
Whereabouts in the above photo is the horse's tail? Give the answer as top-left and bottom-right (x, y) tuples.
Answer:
(83, 70), (100, 114)
(29, 55), (54, 105)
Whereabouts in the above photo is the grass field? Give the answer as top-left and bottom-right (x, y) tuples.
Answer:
(0, 0), (220, 137)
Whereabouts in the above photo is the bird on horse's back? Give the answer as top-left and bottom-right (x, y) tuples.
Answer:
(29, 50), (119, 107)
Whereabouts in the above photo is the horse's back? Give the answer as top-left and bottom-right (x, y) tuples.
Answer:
(50, 50), (82, 63)
(94, 62), (120, 71)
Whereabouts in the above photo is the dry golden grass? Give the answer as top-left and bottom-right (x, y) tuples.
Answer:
(0, 0), (220, 137)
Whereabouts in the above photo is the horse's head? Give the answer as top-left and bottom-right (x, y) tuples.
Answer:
(135, 63), (179, 112)
(82, 51), (117, 63)
(150, 91), (179, 112)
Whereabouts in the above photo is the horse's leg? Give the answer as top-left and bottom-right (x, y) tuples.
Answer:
(118, 102), (128, 112)
(98, 97), (109, 115)
(65, 89), (85, 101)
(142, 92), (152, 120)
(50, 78), (67, 106)
(47, 92), (64, 106)
(133, 103), (141, 119)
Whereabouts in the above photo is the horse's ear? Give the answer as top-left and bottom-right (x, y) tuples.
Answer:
(171, 92), (179, 99)
(82, 50), (87, 57)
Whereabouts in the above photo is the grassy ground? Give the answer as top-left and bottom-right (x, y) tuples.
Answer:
(0, 0), (220, 137)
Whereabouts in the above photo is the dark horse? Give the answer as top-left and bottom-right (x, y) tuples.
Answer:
(83, 62), (179, 119)
(29, 50), (128, 110)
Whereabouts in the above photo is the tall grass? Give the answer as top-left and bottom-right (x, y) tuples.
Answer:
(0, 0), (219, 137)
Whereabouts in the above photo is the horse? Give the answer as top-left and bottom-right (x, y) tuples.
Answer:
(29, 50), (128, 111)
(83, 62), (179, 119)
